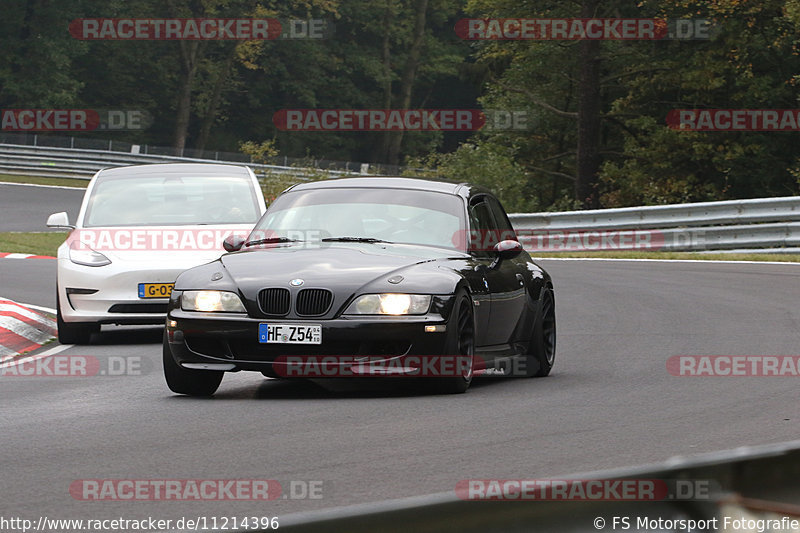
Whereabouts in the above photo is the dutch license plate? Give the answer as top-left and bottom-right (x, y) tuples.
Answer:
(138, 283), (174, 299)
(258, 324), (322, 344)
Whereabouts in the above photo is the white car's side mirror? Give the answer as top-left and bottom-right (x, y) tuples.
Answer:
(46, 212), (74, 229)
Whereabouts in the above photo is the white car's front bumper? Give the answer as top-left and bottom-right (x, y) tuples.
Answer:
(57, 237), (246, 325)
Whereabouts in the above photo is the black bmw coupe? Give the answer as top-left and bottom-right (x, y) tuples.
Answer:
(163, 177), (556, 395)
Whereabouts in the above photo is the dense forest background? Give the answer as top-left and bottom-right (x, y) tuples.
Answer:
(2, 0), (800, 211)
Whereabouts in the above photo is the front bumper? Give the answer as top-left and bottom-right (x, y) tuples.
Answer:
(57, 255), (221, 325)
(165, 301), (456, 376)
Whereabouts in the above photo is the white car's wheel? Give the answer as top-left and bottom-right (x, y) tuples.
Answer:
(56, 292), (97, 345)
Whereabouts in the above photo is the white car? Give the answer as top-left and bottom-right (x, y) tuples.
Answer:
(47, 163), (267, 344)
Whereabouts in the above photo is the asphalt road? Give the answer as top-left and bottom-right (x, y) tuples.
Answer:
(0, 182), (84, 232)
(0, 258), (57, 307)
(1, 258), (799, 525)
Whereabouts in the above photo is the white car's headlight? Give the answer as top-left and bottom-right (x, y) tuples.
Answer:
(181, 290), (246, 312)
(69, 243), (111, 267)
(344, 294), (431, 315)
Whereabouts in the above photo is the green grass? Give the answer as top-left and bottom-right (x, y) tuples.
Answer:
(0, 232), (67, 256)
(1, 231), (799, 262)
(532, 251), (800, 262)
(0, 173), (89, 188)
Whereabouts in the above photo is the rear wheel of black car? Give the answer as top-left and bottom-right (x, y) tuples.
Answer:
(526, 286), (556, 377)
(56, 292), (97, 345)
(435, 290), (475, 394)
(162, 332), (224, 396)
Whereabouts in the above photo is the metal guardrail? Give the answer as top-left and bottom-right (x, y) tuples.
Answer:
(2, 142), (799, 252)
(510, 197), (800, 253)
(0, 132), (401, 174)
(510, 196), (800, 230)
(274, 439), (800, 533)
(0, 143), (354, 180)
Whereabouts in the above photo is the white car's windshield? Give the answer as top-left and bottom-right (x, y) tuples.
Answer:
(83, 174), (260, 227)
(252, 187), (465, 249)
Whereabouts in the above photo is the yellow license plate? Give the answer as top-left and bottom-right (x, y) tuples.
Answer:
(138, 283), (174, 299)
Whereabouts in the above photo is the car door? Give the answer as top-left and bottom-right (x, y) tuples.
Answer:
(468, 194), (527, 347)
(464, 197), (493, 347)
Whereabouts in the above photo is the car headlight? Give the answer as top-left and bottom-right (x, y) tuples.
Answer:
(181, 290), (246, 312)
(344, 294), (431, 315)
(69, 243), (111, 267)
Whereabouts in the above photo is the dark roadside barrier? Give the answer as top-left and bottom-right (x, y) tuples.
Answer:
(272, 439), (800, 533)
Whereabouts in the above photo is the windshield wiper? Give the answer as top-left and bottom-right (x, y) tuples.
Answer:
(245, 237), (300, 246)
(321, 237), (392, 244)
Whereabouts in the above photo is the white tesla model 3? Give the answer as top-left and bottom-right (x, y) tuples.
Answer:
(47, 163), (267, 344)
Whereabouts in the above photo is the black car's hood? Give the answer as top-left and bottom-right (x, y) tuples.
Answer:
(224, 242), (450, 283)
(176, 242), (470, 318)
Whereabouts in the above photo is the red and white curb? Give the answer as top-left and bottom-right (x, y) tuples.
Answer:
(0, 252), (56, 259)
(0, 298), (57, 359)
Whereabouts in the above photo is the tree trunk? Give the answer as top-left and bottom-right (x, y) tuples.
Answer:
(196, 46), (236, 152)
(173, 40), (203, 155)
(374, 0), (394, 162)
(575, 0), (602, 209)
(10, 0), (36, 77)
(385, 0), (428, 167)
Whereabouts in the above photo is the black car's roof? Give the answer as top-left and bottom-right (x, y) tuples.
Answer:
(289, 176), (486, 197)
(98, 163), (251, 178)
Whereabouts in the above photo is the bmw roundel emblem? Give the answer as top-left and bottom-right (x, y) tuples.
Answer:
(290, 278), (304, 287)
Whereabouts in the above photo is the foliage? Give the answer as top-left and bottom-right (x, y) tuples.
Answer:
(240, 139), (279, 163)
(2, 0), (800, 210)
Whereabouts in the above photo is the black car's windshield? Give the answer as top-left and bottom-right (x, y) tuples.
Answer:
(252, 187), (465, 250)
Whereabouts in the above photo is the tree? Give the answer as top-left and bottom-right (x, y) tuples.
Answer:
(445, 0), (800, 210)
(0, 0), (89, 107)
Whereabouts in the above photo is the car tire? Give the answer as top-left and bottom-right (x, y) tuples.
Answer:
(526, 286), (556, 377)
(435, 290), (475, 394)
(162, 332), (224, 396)
(56, 292), (97, 345)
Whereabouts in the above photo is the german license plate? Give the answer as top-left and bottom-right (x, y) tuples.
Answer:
(258, 324), (322, 344)
(138, 283), (174, 299)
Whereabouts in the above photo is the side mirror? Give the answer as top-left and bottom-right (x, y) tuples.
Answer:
(492, 239), (523, 261)
(46, 212), (74, 229)
(223, 234), (246, 252)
